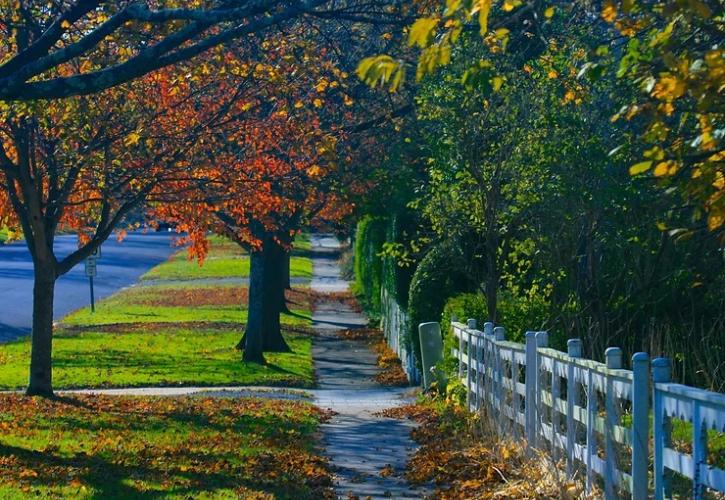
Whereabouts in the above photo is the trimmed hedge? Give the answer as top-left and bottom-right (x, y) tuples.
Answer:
(353, 216), (386, 315)
(382, 213), (417, 309)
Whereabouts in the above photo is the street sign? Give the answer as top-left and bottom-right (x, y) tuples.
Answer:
(90, 246), (102, 259)
(85, 258), (97, 278)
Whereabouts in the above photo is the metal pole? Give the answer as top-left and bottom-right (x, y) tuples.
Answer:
(89, 275), (95, 313)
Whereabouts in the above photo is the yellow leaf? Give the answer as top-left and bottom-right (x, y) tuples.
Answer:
(629, 161), (652, 175)
(601, 1), (617, 22)
(547, 69), (558, 79)
(124, 132), (141, 147)
(492, 76), (504, 91)
(313, 98), (323, 108)
(707, 212), (724, 231)
(475, 0), (492, 35)
(294, 101), (303, 109)
(544, 6), (555, 18)
(408, 17), (439, 48)
(60, 19), (71, 29)
(653, 160), (678, 177)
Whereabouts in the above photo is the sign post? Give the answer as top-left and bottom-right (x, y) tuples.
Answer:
(85, 246), (101, 313)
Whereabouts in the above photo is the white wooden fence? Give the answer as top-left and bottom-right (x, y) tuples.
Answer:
(450, 319), (725, 500)
(381, 287), (421, 384)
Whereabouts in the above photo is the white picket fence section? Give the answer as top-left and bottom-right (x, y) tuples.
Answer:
(380, 287), (421, 384)
(450, 319), (725, 500)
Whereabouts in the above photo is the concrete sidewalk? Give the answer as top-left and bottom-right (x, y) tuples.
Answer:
(310, 234), (427, 499)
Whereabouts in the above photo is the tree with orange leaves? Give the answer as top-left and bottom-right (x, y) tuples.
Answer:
(0, 52), (264, 395)
(154, 34), (357, 364)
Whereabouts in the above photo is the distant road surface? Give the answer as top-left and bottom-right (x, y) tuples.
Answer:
(0, 232), (178, 343)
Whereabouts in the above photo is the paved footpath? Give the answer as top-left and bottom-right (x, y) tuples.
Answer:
(310, 234), (427, 499)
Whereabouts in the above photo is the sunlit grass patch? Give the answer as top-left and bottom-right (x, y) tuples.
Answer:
(0, 325), (314, 390)
(62, 284), (312, 328)
(0, 394), (332, 498)
(141, 235), (313, 281)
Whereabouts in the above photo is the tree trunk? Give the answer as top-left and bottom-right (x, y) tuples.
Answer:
(27, 262), (56, 397)
(242, 247), (266, 364)
(264, 239), (291, 351)
(283, 251), (292, 289)
(239, 235), (291, 355)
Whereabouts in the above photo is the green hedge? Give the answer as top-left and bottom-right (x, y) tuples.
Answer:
(353, 216), (386, 315)
(441, 290), (555, 346)
(382, 213), (417, 309)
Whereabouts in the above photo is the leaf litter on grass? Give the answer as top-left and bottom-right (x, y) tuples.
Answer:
(0, 394), (335, 499)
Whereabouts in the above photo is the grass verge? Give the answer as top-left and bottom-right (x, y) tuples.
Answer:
(142, 235), (313, 281)
(0, 394), (333, 499)
(0, 239), (317, 390)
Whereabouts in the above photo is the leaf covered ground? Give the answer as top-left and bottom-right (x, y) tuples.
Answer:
(0, 394), (333, 499)
(382, 400), (579, 499)
(336, 321), (409, 387)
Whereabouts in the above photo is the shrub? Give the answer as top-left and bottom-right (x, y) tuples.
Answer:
(353, 216), (386, 315)
(441, 290), (554, 347)
(407, 242), (471, 367)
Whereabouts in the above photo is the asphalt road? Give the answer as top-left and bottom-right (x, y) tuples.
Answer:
(0, 232), (178, 343)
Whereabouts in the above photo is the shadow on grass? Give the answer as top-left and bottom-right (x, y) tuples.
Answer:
(0, 405), (324, 499)
(284, 310), (312, 322)
(0, 441), (314, 499)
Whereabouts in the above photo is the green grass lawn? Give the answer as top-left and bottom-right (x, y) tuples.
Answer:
(0, 235), (316, 390)
(0, 326), (313, 390)
(62, 284), (311, 328)
(142, 235), (313, 281)
(0, 394), (332, 498)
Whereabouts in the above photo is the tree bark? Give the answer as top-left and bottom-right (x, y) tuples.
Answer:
(264, 240), (291, 351)
(283, 250), (292, 289)
(26, 262), (56, 397)
(242, 247), (266, 364)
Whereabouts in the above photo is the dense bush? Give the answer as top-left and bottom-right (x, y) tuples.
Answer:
(407, 242), (473, 366)
(381, 213), (418, 308)
(353, 216), (386, 315)
(441, 290), (557, 349)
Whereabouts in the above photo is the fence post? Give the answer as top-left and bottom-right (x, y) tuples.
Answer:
(525, 331), (537, 449)
(604, 347), (623, 500)
(483, 322), (494, 411)
(493, 326), (505, 432)
(585, 361), (595, 494)
(418, 322), (443, 390)
(466, 319), (477, 410)
(566, 339), (582, 478)
(652, 357), (672, 500)
(693, 400), (707, 500)
(631, 352), (649, 500)
(535, 331), (549, 449)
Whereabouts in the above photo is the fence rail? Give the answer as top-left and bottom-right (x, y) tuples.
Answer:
(450, 319), (725, 500)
